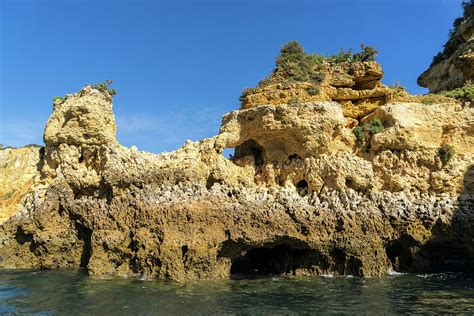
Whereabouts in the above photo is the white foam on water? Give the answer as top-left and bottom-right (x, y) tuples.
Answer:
(388, 270), (406, 276)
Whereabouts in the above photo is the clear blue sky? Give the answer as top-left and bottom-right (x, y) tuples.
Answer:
(0, 0), (464, 153)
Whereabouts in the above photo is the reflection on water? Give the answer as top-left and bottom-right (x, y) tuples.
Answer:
(1, 270), (473, 315)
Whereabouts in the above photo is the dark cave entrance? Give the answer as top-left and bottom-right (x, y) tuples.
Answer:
(296, 179), (309, 197)
(385, 234), (474, 273)
(220, 239), (328, 276)
(385, 235), (417, 272)
(233, 139), (266, 168)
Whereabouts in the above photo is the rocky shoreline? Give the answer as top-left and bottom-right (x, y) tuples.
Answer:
(1, 18), (473, 280)
(0, 85), (472, 281)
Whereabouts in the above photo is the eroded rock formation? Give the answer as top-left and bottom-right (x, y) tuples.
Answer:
(0, 67), (473, 281)
(418, 2), (474, 93)
(240, 59), (394, 120)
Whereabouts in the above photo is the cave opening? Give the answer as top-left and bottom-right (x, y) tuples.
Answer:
(288, 154), (301, 162)
(222, 148), (235, 160)
(386, 235), (418, 272)
(296, 179), (309, 197)
(416, 241), (473, 273)
(219, 240), (368, 277)
(219, 239), (328, 276)
(227, 244), (325, 276)
(233, 139), (266, 168)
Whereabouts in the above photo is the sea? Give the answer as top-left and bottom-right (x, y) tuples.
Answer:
(0, 269), (473, 315)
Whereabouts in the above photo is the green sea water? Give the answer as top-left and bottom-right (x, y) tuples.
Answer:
(0, 270), (473, 315)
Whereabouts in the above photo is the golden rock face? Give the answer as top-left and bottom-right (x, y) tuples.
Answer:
(418, 7), (474, 93)
(239, 60), (402, 120)
(43, 86), (117, 147)
(0, 146), (42, 225)
(0, 81), (473, 281)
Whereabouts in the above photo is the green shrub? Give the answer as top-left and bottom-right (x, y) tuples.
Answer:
(53, 96), (65, 103)
(353, 126), (365, 147)
(430, 1), (473, 66)
(353, 44), (378, 62)
(306, 86), (320, 96)
(353, 118), (385, 147)
(329, 44), (378, 63)
(261, 41), (378, 87)
(367, 118), (384, 134)
(438, 144), (454, 165)
(89, 79), (117, 96)
(388, 82), (406, 97)
(278, 41), (304, 56)
(439, 84), (474, 102)
(271, 41), (327, 85)
(330, 48), (354, 63)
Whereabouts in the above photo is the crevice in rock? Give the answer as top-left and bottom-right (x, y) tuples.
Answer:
(75, 221), (92, 268)
(181, 245), (189, 258)
(72, 179), (113, 205)
(59, 205), (93, 269)
(98, 179), (114, 205)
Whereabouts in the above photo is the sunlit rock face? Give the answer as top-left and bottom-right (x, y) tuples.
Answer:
(239, 60), (395, 120)
(43, 86), (117, 147)
(0, 146), (42, 225)
(418, 3), (474, 93)
(0, 76), (472, 282)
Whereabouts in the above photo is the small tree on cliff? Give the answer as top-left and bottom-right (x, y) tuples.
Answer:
(89, 79), (117, 96)
(354, 44), (378, 62)
(431, 0), (474, 65)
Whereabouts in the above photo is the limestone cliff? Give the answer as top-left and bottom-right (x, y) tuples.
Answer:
(418, 1), (474, 93)
(240, 43), (455, 119)
(0, 68), (472, 280)
(0, 146), (42, 225)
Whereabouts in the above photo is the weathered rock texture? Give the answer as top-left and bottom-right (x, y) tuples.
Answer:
(0, 82), (473, 281)
(0, 146), (43, 225)
(240, 60), (398, 120)
(418, 2), (474, 93)
(44, 86), (117, 146)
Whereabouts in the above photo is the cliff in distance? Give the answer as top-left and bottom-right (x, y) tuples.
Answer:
(418, 1), (474, 93)
(0, 39), (473, 280)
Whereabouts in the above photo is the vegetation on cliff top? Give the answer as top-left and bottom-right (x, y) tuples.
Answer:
(431, 0), (473, 66)
(258, 41), (378, 86)
(53, 80), (117, 105)
(239, 41), (379, 104)
(89, 80), (117, 96)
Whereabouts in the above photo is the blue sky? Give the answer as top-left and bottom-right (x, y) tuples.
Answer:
(0, 0), (464, 153)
